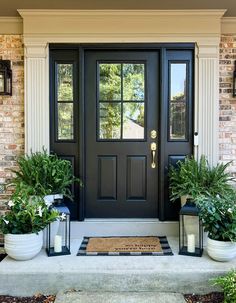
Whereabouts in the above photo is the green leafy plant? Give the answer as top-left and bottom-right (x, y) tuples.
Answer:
(169, 155), (235, 201)
(0, 195), (60, 234)
(196, 192), (236, 241)
(10, 150), (82, 199)
(212, 270), (236, 303)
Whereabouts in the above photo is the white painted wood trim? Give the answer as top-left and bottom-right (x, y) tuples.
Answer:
(198, 51), (219, 166)
(221, 17), (236, 34)
(24, 43), (50, 153)
(0, 17), (22, 34)
(20, 9), (224, 165)
(18, 9), (227, 17)
(0, 15), (233, 36)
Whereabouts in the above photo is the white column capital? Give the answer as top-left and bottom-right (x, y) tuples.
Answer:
(196, 39), (220, 59)
(24, 42), (48, 58)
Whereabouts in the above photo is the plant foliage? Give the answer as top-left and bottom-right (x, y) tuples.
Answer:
(10, 150), (82, 199)
(169, 155), (235, 201)
(196, 193), (236, 241)
(212, 270), (236, 303)
(0, 195), (59, 234)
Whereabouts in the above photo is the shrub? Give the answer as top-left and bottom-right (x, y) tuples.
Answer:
(212, 270), (236, 303)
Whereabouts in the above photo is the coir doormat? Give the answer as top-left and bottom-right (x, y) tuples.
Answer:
(77, 236), (173, 256)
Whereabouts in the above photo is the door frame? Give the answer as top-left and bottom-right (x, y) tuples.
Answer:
(49, 43), (195, 221)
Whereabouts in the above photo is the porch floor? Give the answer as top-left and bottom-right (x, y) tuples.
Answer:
(0, 237), (235, 296)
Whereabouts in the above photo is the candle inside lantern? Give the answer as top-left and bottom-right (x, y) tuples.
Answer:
(54, 235), (62, 253)
(187, 234), (195, 253)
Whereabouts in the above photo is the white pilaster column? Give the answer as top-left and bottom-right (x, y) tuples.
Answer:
(197, 43), (220, 166)
(24, 43), (49, 153)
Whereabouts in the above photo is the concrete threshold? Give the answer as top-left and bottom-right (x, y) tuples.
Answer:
(0, 237), (233, 296)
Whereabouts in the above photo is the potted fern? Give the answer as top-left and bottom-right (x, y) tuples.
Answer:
(169, 155), (235, 205)
(169, 155), (235, 236)
(10, 150), (82, 205)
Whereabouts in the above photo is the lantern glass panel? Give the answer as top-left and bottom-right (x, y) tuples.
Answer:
(46, 205), (71, 257)
(179, 201), (203, 257)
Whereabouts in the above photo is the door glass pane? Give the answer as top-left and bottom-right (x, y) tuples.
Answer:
(170, 63), (186, 101)
(123, 64), (145, 101)
(99, 102), (121, 139)
(58, 103), (74, 140)
(57, 64), (73, 101)
(170, 63), (187, 140)
(123, 103), (144, 139)
(99, 64), (121, 101)
(170, 102), (186, 140)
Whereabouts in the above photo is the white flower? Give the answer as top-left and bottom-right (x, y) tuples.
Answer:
(37, 206), (43, 217)
(3, 219), (9, 225)
(8, 200), (15, 208)
(60, 213), (67, 221)
(216, 194), (220, 199)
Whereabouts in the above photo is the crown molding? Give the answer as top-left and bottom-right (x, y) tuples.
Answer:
(0, 11), (233, 38)
(0, 17), (23, 34)
(221, 17), (236, 34)
(17, 9), (225, 44)
(18, 9), (227, 17)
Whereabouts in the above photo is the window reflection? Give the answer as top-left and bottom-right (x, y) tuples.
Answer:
(57, 63), (74, 141)
(170, 63), (187, 140)
(99, 103), (121, 139)
(98, 63), (146, 140)
(57, 64), (73, 101)
(123, 103), (144, 139)
(58, 103), (74, 140)
(99, 64), (121, 101)
(123, 64), (145, 101)
(171, 64), (186, 101)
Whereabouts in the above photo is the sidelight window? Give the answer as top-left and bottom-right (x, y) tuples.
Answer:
(169, 62), (188, 141)
(56, 63), (74, 140)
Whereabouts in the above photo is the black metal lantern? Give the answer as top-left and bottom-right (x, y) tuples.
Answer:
(179, 199), (203, 257)
(233, 60), (236, 97)
(46, 204), (71, 257)
(0, 60), (12, 95)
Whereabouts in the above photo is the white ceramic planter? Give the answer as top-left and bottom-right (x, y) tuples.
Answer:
(4, 231), (43, 261)
(207, 237), (236, 262)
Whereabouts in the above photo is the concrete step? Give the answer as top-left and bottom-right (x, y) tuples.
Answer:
(55, 291), (186, 303)
(70, 220), (179, 238)
(0, 237), (231, 296)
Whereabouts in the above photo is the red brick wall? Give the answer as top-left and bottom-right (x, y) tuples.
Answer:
(0, 35), (24, 224)
(219, 34), (236, 176)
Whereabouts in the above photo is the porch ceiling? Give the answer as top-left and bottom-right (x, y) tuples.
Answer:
(0, 0), (235, 17)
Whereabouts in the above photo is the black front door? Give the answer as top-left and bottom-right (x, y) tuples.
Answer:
(85, 51), (159, 218)
(50, 44), (194, 221)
